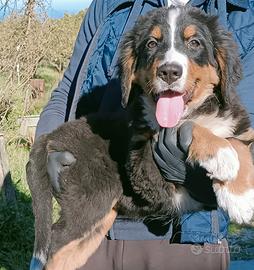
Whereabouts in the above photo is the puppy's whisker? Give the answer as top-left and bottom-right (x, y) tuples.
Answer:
(146, 80), (154, 94)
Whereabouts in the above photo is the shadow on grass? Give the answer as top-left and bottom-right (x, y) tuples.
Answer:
(0, 188), (34, 270)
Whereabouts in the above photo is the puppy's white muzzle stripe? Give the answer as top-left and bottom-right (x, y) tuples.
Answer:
(167, 0), (190, 7)
(154, 8), (188, 94)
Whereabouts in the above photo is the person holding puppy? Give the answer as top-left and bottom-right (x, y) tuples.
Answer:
(31, 0), (254, 269)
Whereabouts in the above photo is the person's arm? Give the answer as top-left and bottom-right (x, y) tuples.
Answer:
(35, 0), (108, 138)
(237, 48), (254, 128)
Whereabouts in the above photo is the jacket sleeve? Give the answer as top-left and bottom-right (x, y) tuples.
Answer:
(35, 0), (108, 138)
(237, 48), (254, 128)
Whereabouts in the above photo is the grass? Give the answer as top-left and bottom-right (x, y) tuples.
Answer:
(0, 142), (61, 270)
(0, 143), (33, 270)
(0, 193), (34, 270)
(29, 65), (61, 115)
(0, 65), (60, 270)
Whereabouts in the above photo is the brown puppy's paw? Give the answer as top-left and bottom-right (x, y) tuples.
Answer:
(213, 139), (254, 224)
(188, 124), (239, 181)
(199, 146), (239, 181)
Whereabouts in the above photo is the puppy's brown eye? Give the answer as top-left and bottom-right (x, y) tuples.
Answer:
(188, 39), (200, 49)
(147, 40), (158, 49)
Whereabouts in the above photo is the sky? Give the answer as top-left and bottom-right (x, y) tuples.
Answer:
(49, 0), (92, 18)
(0, 0), (92, 19)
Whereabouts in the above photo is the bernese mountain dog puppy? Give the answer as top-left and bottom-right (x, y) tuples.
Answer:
(27, 6), (254, 270)
(119, 6), (254, 223)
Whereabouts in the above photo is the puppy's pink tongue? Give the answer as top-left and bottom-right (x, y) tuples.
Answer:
(156, 92), (184, 128)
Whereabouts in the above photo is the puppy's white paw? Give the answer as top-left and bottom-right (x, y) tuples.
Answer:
(214, 187), (254, 224)
(199, 146), (239, 181)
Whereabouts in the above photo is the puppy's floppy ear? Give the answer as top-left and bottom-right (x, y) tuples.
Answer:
(213, 26), (242, 104)
(119, 33), (137, 108)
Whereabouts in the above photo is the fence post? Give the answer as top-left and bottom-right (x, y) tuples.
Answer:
(0, 134), (16, 203)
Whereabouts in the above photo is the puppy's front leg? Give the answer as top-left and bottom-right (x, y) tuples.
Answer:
(188, 124), (254, 224)
(123, 94), (176, 215)
(188, 124), (240, 182)
(213, 139), (254, 224)
(126, 132), (165, 202)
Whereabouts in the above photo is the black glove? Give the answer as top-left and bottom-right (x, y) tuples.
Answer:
(152, 122), (193, 184)
(153, 122), (217, 205)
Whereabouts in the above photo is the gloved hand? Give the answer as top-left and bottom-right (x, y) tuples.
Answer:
(152, 121), (217, 205)
(152, 121), (193, 184)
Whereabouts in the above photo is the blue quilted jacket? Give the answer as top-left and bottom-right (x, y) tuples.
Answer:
(36, 0), (254, 243)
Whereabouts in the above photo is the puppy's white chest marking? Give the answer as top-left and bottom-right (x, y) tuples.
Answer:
(192, 113), (235, 138)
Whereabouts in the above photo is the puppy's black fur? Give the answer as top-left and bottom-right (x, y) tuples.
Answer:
(27, 108), (177, 262)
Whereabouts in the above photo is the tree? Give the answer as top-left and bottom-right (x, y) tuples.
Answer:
(45, 11), (85, 72)
(0, 0), (18, 18)
(0, 0), (52, 124)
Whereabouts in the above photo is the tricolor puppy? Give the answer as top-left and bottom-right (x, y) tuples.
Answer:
(120, 6), (254, 223)
(27, 6), (254, 270)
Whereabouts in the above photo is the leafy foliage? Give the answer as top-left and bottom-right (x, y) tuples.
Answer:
(45, 11), (85, 72)
(0, 4), (84, 133)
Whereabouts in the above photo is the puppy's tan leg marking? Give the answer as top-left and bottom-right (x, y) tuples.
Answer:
(213, 139), (254, 224)
(46, 203), (117, 270)
(188, 124), (239, 181)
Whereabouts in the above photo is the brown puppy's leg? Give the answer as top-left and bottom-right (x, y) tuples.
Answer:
(46, 207), (117, 270)
(188, 124), (254, 223)
(188, 124), (240, 182)
(213, 138), (254, 224)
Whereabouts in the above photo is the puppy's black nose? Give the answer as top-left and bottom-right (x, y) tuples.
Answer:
(157, 63), (183, 84)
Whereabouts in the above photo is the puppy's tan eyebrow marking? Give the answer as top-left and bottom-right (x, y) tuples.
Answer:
(150, 26), (162, 39)
(184, 25), (197, 39)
